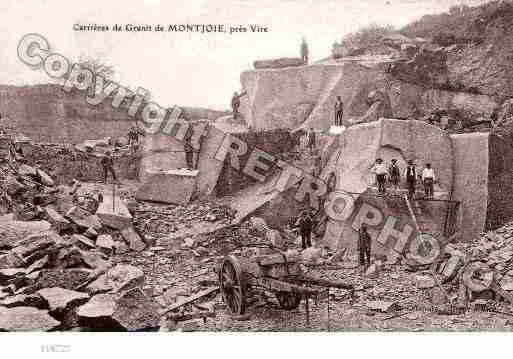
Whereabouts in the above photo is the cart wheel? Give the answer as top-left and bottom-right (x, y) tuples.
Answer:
(275, 291), (301, 310)
(219, 255), (246, 315)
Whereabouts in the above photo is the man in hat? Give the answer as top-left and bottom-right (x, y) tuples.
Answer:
(100, 151), (117, 183)
(295, 210), (314, 249)
(358, 223), (372, 267)
(372, 158), (387, 193)
(388, 158), (400, 191)
(422, 163), (435, 199)
(405, 160), (417, 199)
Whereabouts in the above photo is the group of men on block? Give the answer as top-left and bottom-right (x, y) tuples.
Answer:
(371, 158), (436, 199)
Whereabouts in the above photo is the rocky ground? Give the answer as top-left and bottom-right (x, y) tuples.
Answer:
(3, 157), (513, 331)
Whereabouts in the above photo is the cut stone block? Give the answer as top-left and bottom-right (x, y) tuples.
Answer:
(136, 169), (198, 205)
(95, 195), (132, 230)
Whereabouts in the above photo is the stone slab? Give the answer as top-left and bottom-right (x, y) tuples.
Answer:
(136, 169), (198, 205)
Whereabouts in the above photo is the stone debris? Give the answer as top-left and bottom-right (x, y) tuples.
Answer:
(0, 306), (60, 331)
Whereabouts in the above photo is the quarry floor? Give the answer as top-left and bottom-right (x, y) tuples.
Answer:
(82, 180), (513, 332)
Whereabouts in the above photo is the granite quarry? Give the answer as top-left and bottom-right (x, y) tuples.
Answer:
(5, 3), (513, 332)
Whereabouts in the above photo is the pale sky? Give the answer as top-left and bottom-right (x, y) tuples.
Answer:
(0, 0), (488, 110)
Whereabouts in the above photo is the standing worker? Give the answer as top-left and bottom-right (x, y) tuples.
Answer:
(184, 133), (195, 170)
(372, 158), (387, 194)
(300, 37), (309, 63)
(295, 210), (313, 250)
(100, 151), (117, 184)
(231, 91), (247, 120)
(405, 160), (417, 199)
(358, 223), (372, 267)
(422, 163), (435, 199)
(388, 158), (400, 191)
(307, 127), (316, 154)
(334, 96), (344, 126)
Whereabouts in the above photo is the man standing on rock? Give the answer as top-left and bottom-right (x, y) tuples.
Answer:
(307, 127), (316, 154)
(422, 163), (435, 199)
(184, 133), (195, 170)
(295, 210), (313, 250)
(334, 96), (344, 126)
(100, 151), (117, 184)
(405, 160), (417, 199)
(231, 91), (247, 120)
(388, 158), (400, 191)
(300, 37), (309, 63)
(358, 223), (372, 267)
(372, 158), (387, 194)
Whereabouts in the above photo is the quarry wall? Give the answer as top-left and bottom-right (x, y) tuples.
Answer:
(0, 84), (135, 144)
(240, 62), (498, 131)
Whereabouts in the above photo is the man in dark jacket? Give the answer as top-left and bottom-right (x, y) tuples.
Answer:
(334, 96), (344, 126)
(100, 151), (117, 183)
(184, 134), (194, 170)
(358, 223), (372, 266)
(295, 210), (313, 249)
(388, 158), (400, 191)
(405, 160), (417, 200)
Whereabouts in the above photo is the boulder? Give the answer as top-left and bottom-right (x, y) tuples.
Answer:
(37, 287), (89, 316)
(114, 241), (129, 255)
(25, 255), (49, 274)
(72, 234), (95, 250)
(0, 294), (46, 309)
(0, 219), (51, 249)
(86, 264), (144, 294)
(0, 252), (25, 269)
(43, 207), (71, 232)
(77, 288), (160, 331)
(415, 274), (436, 289)
(365, 300), (400, 313)
(18, 164), (38, 177)
(24, 269), (90, 293)
(121, 227), (145, 252)
(95, 195), (132, 230)
(0, 306), (60, 331)
(0, 268), (27, 284)
(37, 169), (54, 187)
(96, 235), (115, 253)
(80, 250), (111, 270)
(65, 206), (102, 231)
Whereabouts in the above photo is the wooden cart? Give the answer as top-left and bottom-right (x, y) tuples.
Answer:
(218, 251), (353, 315)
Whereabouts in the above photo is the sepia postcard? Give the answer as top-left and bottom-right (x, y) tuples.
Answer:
(1, 0), (513, 355)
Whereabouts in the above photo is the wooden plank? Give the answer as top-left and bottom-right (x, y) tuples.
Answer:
(159, 287), (219, 316)
(255, 277), (318, 295)
(255, 253), (300, 266)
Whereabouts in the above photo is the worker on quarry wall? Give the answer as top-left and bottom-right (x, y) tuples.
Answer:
(358, 223), (372, 267)
(405, 160), (417, 199)
(231, 91), (247, 120)
(372, 158), (387, 194)
(334, 96), (344, 126)
(100, 151), (117, 183)
(184, 134), (194, 170)
(307, 127), (316, 154)
(422, 163), (435, 199)
(388, 158), (400, 191)
(295, 210), (313, 249)
(300, 37), (309, 63)
(127, 125), (144, 153)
